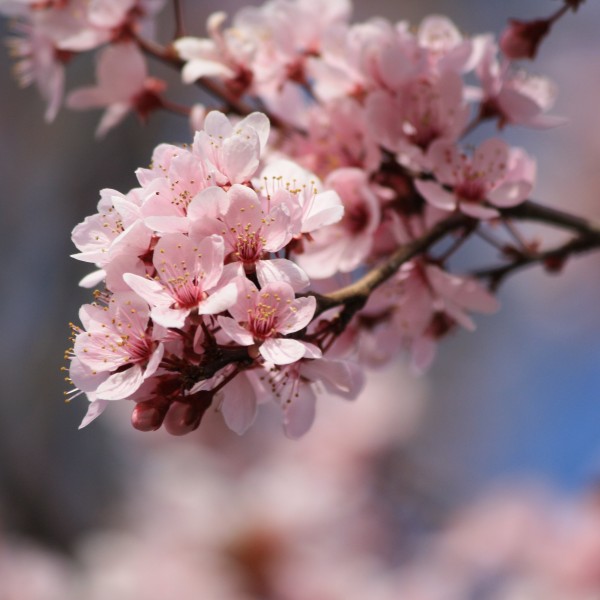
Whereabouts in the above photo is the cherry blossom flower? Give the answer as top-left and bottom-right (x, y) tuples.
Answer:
(68, 292), (165, 426)
(191, 110), (270, 185)
(67, 42), (165, 137)
(416, 138), (535, 219)
(218, 278), (318, 365)
(257, 159), (344, 234)
(71, 187), (152, 289)
(188, 183), (308, 290)
(295, 167), (380, 278)
(174, 11), (256, 93)
(123, 233), (237, 329)
(476, 37), (565, 128)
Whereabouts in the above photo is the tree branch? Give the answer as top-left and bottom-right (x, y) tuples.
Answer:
(472, 233), (600, 290)
(316, 200), (600, 325)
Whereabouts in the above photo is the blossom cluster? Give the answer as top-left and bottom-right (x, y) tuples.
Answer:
(2, 0), (573, 436)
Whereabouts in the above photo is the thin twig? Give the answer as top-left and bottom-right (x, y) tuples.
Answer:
(173, 0), (185, 39)
(318, 200), (600, 322)
(472, 233), (600, 291)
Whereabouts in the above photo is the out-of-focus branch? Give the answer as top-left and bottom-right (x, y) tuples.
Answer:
(173, 0), (185, 39)
(473, 233), (600, 291)
(316, 200), (600, 324)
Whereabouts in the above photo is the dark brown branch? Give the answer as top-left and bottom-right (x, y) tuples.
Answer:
(317, 200), (600, 325)
(502, 200), (600, 237)
(173, 0), (185, 39)
(473, 233), (600, 291)
(316, 211), (470, 321)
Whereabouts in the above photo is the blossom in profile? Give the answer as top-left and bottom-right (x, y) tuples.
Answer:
(67, 42), (165, 137)
(6, 21), (67, 122)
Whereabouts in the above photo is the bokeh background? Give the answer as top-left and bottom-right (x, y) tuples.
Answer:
(1, 0), (600, 597)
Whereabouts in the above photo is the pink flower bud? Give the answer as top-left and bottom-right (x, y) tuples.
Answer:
(500, 18), (552, 60)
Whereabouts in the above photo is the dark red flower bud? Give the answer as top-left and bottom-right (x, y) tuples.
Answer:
(131, 399), (168, 432)
(500, 18), (552, 60)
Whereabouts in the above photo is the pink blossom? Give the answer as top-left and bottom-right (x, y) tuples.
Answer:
(366, 70), (470, 170)
(123, 233), (237, 329)
(6, 21), (67, 122)
(233, 0), (351, 93)
(68, 292), (165, 427)
(295, 167), (380, 278)
(191, 110), (270, 185)
(285, 97), (382, 175)
(258, 159), (344, 234)
(188, 184), (305, 290)
(218, 278), (317, 365)
(71, 187), (151, 269)
(137, 144), (210, 234)
(416, 138), (535, 219)
(67, 42), (165, 137)
(476, 37), (565, 128)
(174, 11), (256, 94)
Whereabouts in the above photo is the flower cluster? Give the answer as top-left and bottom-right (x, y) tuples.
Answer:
(3, 0), (583, 436)
(65, 110), (366, 436)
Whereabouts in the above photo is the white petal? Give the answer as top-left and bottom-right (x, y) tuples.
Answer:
(96, 365), (144, 400)
(256, 259), (310, 292)
(259, 338), (306, 365)
(79, 400), (109, 429)
(217, 316), (254, 345)
(123, 273), (171, 307)
(199, 282), (238, 315)
(220, 374), (258, 434)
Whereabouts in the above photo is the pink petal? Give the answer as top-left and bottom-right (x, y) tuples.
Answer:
(282, 386), (316, 439)
(279, 296), (317, 334)
(150, 306), (190, 329)
(96, 103), (131, 139)
(182, 58), (235, 83)
(256, 259), (310, 292)
(79, 400), (109, 429)
(259, 338), (307, 365)
(79, 269), (106, 288)
(199, 282), (238, 315)
(239, 112), (271, 150)
(123, 273), (171, 308)
(415, 179), (457, 211)
(203, 110), (233, 138)
(144, 344), (165, 379)
(488, 181), (531, 207)
(196, 234), (225, 290)
(301, 190), (344, 233)
(220, 374), (258, 434)
(217, 316), (254, 346)
(301, 358), (364, 399)
(459, 202), (499, 219)
(222, 130), (261, 183)
(96, 365), (144, 400)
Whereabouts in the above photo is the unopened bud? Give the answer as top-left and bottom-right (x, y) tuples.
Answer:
(163, 400), (204, 436)
(131, 400), (168, 432)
